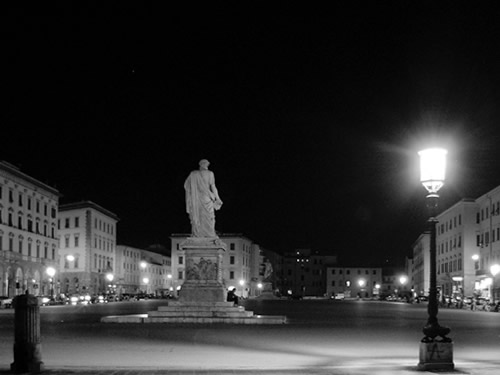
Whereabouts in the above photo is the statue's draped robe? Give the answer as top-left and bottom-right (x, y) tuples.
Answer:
(184, 170), (219, 237)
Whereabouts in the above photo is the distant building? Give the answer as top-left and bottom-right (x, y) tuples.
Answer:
(326, 267), (382, 298)
(0, 161), (60, 297)
(58, 201), (119, 295)
(411, 232), (430, 297)
(435, 198), (478, 299)
(115, 245), (171, 297)
(281, 249), (337, 297)
(380, 267), (409, 298)
(474, 189), (500, 301)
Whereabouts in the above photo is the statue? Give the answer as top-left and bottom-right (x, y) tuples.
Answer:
(263, 259), (273, 281)
(184, 159), (223, 238)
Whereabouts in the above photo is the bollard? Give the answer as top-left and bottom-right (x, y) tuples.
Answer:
(11, 292), (44, 373)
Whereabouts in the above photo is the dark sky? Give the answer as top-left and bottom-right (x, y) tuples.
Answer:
(3, 4), (500, 266)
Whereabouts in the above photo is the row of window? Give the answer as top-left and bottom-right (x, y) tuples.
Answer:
(0, 233), (56, 259)
(438, 214), (462, 235)
(64, 256), (79, 269)
(285, 268), (324, 276)
(438, 235), (462, 254)
(437, 257), (462, 274)
(123, 274), (169, 285)
(330, 269), (378, 275)
(94, 236), (114, 252)
(478, 201), (500, 223)
(94, 217), (114, 235)
(60, 216), (80, 229)
(476, 228), (500, 247)
(59, 215), (115, 235)
(93, 254), (113, 272)
(330, 280), (379, 287)
(0, 209), (56, 238)
(0, 186), (56, 218)
(62, 234), (80, 248)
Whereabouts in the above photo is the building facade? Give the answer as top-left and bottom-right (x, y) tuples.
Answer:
(475, 187), (500, 301)
(326, 267), (382, 298)
(412, 189), (500, 302)
(435, 199), (478, 300)
(281, 249), (337, 297)
(0, 161), (60, 298)
(115, 245), (172, 297)
(411, 233), (430, 297)
(58, 201), (119, 296)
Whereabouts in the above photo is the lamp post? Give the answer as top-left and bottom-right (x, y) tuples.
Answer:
(142, 277), (149, 294)
(417, 147), (453, 371)
(471, 254), (479, 270)
(239, 279), (245, 298)
(46, 267), (56, 299)
(106, 273), (114, 296)
(490, 264), (500, 302)
(167, 274), (172, 297)
(399, 276), (408, 301)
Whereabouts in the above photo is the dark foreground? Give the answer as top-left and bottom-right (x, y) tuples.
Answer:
(0, 299), (499, 374)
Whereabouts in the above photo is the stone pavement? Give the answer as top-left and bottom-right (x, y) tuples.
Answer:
(1, 362), (500, 374)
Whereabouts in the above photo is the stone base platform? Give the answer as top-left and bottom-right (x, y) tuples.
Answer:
(101, 301), (287, 324)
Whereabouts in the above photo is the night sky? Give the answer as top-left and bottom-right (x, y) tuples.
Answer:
(3, 4), (500, 266)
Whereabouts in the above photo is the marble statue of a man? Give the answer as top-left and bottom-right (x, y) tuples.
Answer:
(184, 159), (223, 238)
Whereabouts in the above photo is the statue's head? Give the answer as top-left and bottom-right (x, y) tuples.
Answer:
(199, 159), (210, 169)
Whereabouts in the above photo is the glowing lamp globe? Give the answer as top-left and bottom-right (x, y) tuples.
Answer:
(46, 267), (56, 278)
(491, 264), (500, 277)
(418, 148), (447, 194)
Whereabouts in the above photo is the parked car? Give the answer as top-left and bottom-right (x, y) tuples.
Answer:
(330, 293), (345, 300)
(118, 293), (131, 301)
(0, 296), (13, 308)
(37, 296), (53, 306)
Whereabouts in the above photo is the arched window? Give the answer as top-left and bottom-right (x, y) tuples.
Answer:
(18, 212), (23, 230)
(18, 235), (24, 254)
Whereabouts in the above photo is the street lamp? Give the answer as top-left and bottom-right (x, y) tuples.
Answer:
(490, 264), (500, 302)
(399, 276), (408, 286)
(472, 254), (479, 270)
(46, 267), (56, 298)
(239, 279), (245, 298)
(418, 147), (453, 370)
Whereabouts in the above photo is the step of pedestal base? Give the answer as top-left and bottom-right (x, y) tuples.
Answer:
(100, 301), (287, 324)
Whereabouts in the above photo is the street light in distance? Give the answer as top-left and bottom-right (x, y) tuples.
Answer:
(46, 267), (56, 298)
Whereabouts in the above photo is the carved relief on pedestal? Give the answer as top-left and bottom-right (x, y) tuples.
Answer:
(186, 257), (218, 281)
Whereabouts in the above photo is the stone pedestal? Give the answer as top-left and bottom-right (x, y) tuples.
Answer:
(418, 341), (454, 371)
(178, 237), (227, 303)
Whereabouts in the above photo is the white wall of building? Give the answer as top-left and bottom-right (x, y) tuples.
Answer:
(0, 161), (60, 297)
